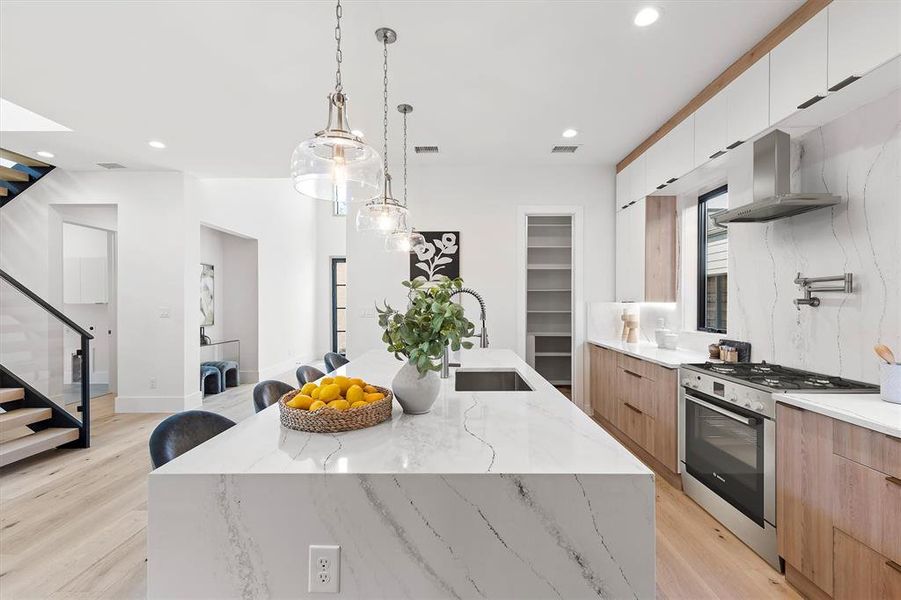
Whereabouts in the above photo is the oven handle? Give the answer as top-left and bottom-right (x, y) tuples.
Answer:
(685, 394), (754, 425)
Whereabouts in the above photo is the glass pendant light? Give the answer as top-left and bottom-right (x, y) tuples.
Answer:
(291, 0), (382, 205)
(385, 103), (426, 252)
(355, 28), (408, 233)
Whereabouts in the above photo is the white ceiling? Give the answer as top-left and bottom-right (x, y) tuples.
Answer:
(0, 1), (802, 176)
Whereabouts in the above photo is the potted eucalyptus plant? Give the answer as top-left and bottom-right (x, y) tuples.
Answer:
(376, 276), (476, 414)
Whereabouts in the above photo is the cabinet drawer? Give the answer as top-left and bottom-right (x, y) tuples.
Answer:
(834, 420), (901, 478)
(833, 529), (901, 600)
(616, 353), (656, 380)
(617, 397), (652, 448)
(834, 454), (901, 563)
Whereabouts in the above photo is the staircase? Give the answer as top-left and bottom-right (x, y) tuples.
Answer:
(0, 148), (55, 208)
(1, 262), (91, 469)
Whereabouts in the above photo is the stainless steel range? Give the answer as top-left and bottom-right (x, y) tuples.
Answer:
(678, 362), (879, 569)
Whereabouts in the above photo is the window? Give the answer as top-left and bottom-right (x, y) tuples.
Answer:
(697, 186), (728, 333)
(331, 257), (347, 354)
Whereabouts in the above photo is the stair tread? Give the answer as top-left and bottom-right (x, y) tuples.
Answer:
(0, 428), (80, 467)
(0, 388), (25, 403)
(0, 407), (52, 431)
(0, 148), (51, 168)
(0, 165), (29, 182)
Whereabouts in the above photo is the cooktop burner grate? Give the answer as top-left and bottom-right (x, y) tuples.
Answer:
(692, 361), (879, 392)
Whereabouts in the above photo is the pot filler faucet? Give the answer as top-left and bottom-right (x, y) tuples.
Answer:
(441, 287), (488, 378)
(794, 272), (853, 307)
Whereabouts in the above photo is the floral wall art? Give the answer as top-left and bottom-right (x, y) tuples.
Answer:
(410, 232), (460, 282)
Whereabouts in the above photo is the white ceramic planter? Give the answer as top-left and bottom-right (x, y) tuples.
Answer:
(392, 361), (440, 414)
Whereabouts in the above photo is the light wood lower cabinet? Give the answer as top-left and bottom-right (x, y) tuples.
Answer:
(777, 402), (901, 599)
(589, 343), (679, 478)
(776, 404), (834, 595)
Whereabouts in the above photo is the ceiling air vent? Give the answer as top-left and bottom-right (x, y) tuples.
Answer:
(414, 146), (439, 154)
(97, 162), (126, 169)
(551, 145), (580, 153)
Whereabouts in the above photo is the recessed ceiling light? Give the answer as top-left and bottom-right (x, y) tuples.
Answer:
(148, 140), (166, 149)
(352, 129), (365, 137)
(36, 150), (55, 158)
(634, 7), (660, 27)
(562, 129), (578, 138)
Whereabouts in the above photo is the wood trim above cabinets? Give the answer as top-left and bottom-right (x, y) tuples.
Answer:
(616, 0), (831, 173)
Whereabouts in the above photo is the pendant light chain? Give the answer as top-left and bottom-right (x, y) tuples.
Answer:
(334, 0), (343, 93)
(402, 110), (408, 207)
(382, 38), (390, 174)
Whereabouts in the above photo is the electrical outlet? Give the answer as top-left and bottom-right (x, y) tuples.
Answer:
(308, 545), (339, 593)
(149, 376), (157, 389)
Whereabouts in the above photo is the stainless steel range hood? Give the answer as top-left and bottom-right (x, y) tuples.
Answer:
(714, 130), (840, 225)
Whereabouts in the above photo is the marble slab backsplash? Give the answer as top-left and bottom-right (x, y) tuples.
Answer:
(592, 90), (899, 384)
(726, 90), (899, 384)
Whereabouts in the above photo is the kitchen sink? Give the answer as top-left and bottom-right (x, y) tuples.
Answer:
(454, 369), (533, 392)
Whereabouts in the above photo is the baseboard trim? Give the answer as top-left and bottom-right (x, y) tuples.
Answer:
(593, 412), (683, 490)
(116, 393), (200, 413)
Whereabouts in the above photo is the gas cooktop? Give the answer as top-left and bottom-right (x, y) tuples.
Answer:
(684, 361), (879, 393)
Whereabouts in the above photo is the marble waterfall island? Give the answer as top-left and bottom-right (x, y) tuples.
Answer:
(148, 349), (655, 599)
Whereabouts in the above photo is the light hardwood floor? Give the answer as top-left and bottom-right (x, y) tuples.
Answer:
(1, 384), (800, 600)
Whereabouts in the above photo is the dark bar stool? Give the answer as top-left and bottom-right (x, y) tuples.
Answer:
(253, 380), (294, 413)
(296, 365), (326, 387)
(324, 352), (349, 372)
(149, 410), (236, 468)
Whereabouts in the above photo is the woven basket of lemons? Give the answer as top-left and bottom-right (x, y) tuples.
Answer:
(278, 375), (393, 433)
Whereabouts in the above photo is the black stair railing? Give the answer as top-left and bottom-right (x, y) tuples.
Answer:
(0, 267), (93, 447)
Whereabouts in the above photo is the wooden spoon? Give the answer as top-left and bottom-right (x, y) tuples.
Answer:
(874, 344), (896, 364)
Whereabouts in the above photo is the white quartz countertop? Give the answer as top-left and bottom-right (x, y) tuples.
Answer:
(153, 349), (651, 476)
(588, 338), (711, 369)
(775, 392), (901, 438)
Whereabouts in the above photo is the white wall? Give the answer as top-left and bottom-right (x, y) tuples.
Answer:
(345, 164), (616, 409)
(314, 200), (347, 356)
(198, 224), (260, 381)
(0, 170), (199, 412)
(194, 178), (319, 379)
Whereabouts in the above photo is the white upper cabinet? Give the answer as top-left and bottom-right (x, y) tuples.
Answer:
(629, 154), (648, 202)
(616, 167), (630, 210)
(667, 116), (694, 183)
(615, 207), (629, 301)
(828, 0), (901, 90)
(646, 115), (694, 191)
(615, 199), (646, 302)
(726, 55), (770, 147)
(693, 90), (728, 167)
(769, 10), (828, 125)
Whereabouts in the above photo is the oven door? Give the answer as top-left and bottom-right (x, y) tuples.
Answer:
(681, 388), (772, 527)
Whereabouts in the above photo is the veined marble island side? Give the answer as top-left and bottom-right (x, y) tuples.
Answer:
(148, 349), (655, 599)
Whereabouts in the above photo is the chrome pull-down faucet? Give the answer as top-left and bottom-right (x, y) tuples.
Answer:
(440, 287), (488, 378)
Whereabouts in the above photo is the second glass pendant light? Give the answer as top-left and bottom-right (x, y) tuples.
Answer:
(385, 103), (426, 252)
(356, 27), (407, 234)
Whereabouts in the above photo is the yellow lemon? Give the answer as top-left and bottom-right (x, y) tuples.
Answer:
(319, 383), (341, 402)
(320, 377), (334, 386)
(310, 387), (321, 399)
(350, 400), (368, 409)
(286, 394), (314, 410)
(349, 377), (365, 388)
(309, 400), (326, 411)
(346, 385), (364, 404)
(333, 375), (351, 393)
(363, 385), (377, 393)
(300, 382), (317, 396)
(364, 392), (385, 403)
(327, 399), (350, 411)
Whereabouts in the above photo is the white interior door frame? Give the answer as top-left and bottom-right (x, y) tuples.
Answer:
(515, 205), (585, 411)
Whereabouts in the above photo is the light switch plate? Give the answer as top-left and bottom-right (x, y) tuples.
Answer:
(308, 545), (339, 593)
